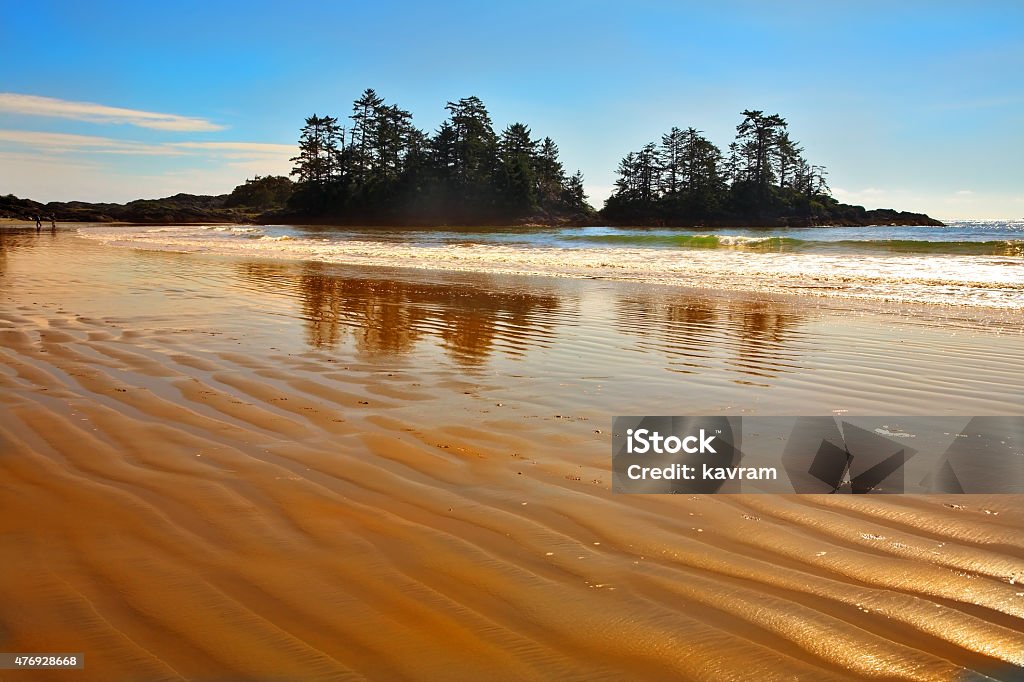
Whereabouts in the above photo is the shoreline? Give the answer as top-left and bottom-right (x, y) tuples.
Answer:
(2, 215), (947, 228)
(72, 223), (1024, 310)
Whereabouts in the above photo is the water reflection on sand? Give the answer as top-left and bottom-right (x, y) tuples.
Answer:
(234, 261), (816, 383)
(237, 262), (564, 365)
(614, 293), (809, 383)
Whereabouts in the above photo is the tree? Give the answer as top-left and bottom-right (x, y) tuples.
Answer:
(773, 131), (803, 190)
(498, 123), (538, 210)
(563, 170), (587, 210)
(659, 127), (686, 196)
(679, 128), (724, 216)
(444, 96), (497, 189)
(431, 121), (459, 182)
(734, 109), (787, 189)
(350, 89), (385, 182)
(612, 151), (639, 201)
(290, 114), (340, 187)
(285, 89), (593, 223)
(634, 142), (660, 204)
(534, 137), (566, 208)
(603, 110), (835, 225)
(226, 175), (294, 208)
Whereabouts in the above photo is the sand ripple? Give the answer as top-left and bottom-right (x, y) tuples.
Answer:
(1, 231), (1023, 680)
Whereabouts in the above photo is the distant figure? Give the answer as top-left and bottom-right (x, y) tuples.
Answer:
(50, 215), (56, 230)
(35, 214), (41, 231)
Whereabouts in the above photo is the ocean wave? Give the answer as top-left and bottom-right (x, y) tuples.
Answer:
(77, 226), (1024, 308)
(560, 233), (1024, 256)
(561, 233), (794, 249)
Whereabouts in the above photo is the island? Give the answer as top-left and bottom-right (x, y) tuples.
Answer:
(1, 92), (941, 228)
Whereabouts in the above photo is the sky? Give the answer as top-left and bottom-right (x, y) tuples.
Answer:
(1, 0), (1021, 219)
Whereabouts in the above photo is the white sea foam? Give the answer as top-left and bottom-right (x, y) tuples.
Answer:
(714, 235), (772, 246)
(77, 225), (1024, 308)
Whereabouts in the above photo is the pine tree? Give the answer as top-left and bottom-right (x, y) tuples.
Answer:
(772, 132), (801, 189)
(444, 96), (497, 189)
(735, 110), (787, 189)
(498, 123), (539, 211)
(659, 127), (686, 196)
(634, 143), (660, 203)
(290, 114), (337, 187)
(563, 171), (587, 209)
(350, 88), (385, 182)
(534, 137), (566, 208)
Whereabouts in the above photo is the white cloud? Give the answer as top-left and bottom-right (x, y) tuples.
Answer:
(0, 93), (225, 132)
(169, 141), (295, 162)
(0, 129), (292, 163)
(0, 131), (295, 202)
(170, 141), (294, 153)
(0, 129), (183, 155)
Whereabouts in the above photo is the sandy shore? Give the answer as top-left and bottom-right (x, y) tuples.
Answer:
(1, 227), (1023, 680)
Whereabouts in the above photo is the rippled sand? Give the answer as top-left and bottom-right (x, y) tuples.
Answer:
(1, 227), (1023, 681)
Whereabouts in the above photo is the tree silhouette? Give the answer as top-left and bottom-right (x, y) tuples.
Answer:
(603, 110), (832, 226)
(286, 89), (593, 225)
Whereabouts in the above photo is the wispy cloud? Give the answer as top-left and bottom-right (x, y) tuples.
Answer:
(0, 128), (295, 202)
(0, 129), (291, 162)
(0, 93), (225, 132)
(170, 141), (294, 153)
(0, 129), (182, 155)
(169, 141), (295, 161)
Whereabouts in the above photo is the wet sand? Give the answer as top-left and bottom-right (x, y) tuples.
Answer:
(1, 226), (1023, 681)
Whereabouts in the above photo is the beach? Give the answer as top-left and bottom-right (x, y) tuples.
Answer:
(2, 224), (1023, 680)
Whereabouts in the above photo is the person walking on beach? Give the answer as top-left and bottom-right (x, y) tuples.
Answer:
(34, 214), (41, 230)
(50, 215), (56, 230)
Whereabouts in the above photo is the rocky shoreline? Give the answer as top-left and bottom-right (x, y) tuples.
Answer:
(1, 192), (943, 228)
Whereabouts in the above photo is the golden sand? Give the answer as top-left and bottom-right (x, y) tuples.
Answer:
(1, 227), (1023, 680)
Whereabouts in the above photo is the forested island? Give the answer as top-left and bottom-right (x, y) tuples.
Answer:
(2, 90), (941, 227)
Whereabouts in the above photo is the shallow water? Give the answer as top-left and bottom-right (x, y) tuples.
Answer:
(78, 221), (1024, 308)
(3, 227), (1023, 414)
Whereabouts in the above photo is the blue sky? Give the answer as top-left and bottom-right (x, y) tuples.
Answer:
(1, 0), (1021, 218)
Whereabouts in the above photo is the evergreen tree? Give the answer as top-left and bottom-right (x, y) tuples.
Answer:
(375, 104), (414, 183)
(634, 143), (660, 204)
(659, 127), (686, 196)
(773, 132), (802, 190)
(603, 110), (833, 225)
(285, 89), (594, 223)
(534, 137), (566, 208)
(563, 171), (587, 209)
(444, 96), (497, 189)
(350, 88), (385, 182)
(290, 114), (338, 187)
(734, 110), (787, 189)
(613, 152), (639, 200)
(498, 123), (539, 211)
(431, 121), (459, 182)
(226, 175), (294, 208)
(680, 128), (724, 217)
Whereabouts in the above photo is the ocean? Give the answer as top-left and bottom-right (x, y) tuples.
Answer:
(78, 220), (1024, 308)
